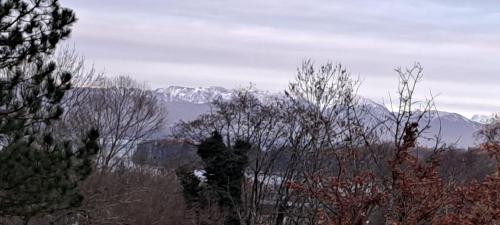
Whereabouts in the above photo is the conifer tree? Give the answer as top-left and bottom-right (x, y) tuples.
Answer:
(176, 165), (203, 209)
(179, 131), (249, 225)
(0, 0), (99, 222)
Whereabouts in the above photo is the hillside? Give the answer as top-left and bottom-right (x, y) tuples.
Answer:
(154, 86), (483, 148)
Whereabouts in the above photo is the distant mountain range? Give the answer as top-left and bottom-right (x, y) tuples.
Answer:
(154, 86), (488, 148)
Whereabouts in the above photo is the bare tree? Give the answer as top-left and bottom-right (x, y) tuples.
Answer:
(67, 76), (166, 171)
(174, 86), (291, 225)
(276, 60), (376, 225)
(288, 63), (463, 225)
(174, 60), (370, 225)
(45, 47), (167, 171)
(72, 167), (189, 225)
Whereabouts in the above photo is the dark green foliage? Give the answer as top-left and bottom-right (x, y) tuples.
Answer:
(197, 131), (249, 225)
(0, 0), (76, 68)
(176, 165), (202, 209)
(178, 132), (250, 225)
(0, 129), (99, 218)
(0, 0), (100, 221)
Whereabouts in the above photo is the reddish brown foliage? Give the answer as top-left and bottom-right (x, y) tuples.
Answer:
(290, 118), (500, 225)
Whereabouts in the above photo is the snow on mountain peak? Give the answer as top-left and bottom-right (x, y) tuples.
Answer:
(154, 86), (274, 104)
(154, 85), (484, 148)
(154, 86), (233, 104)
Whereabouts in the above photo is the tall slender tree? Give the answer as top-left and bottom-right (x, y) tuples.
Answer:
(179, 132), (249, 225)
(0, 0), (99, 223)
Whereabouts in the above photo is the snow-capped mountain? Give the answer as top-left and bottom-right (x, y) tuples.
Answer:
(155, 86), (484, 148)
(155, 86), (234, 104)
(154, 86), (276, 126)
(155, 86), (271, 104)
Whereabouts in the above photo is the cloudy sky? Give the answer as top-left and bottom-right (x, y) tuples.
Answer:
(63, 0), (500, 117)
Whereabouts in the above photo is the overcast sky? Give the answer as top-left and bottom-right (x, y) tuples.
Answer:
(63, 0), (500, 117)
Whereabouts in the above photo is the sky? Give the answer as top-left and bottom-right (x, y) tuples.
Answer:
(63, 0), (500, 118)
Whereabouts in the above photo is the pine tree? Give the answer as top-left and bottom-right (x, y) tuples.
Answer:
(179, 132), (249, 225)
(0, 0), (99, 222)
(176, 165), (203, 209)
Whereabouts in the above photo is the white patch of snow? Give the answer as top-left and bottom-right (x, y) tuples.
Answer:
(194, 169), (207, 182)
(471, 114), (493, 124)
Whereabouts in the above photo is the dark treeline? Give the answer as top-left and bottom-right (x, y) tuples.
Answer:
(0, 1), (499, 225)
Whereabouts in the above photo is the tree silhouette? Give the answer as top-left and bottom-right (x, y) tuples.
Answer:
(0, 0), (99, 223)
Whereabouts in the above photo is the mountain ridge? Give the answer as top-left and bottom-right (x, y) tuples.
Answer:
(155, 85), (484, 148)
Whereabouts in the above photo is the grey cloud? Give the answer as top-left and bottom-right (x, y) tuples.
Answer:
(63, 0), (500, 116)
